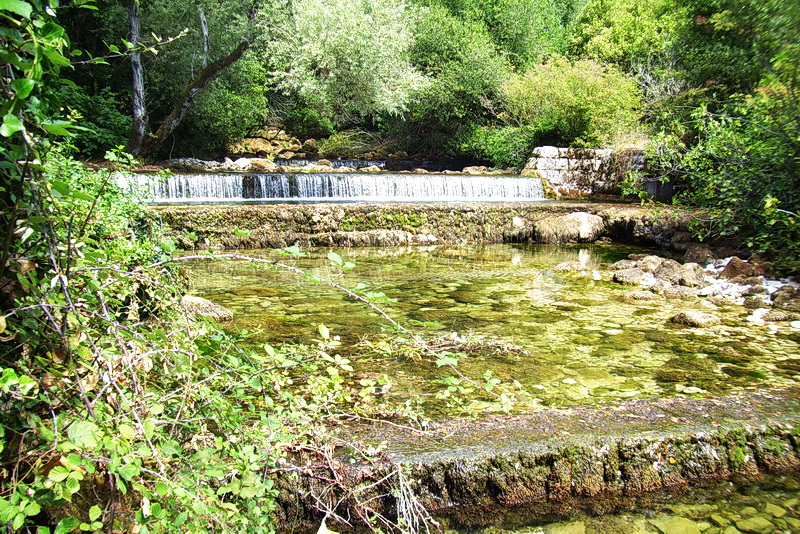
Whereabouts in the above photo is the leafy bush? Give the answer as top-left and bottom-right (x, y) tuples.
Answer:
(385, 4), (509, 153)
(283, 107), (337, 140)
(502, 57), (642, 147)
(453, 124), (544, 169)
(55, 86), (131, 157)
(649, 87), (799, 272)
(318, 129), (380, 157)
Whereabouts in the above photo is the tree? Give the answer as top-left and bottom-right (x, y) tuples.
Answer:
(124, 0), (257, 157)
(264, 0), (428, 125)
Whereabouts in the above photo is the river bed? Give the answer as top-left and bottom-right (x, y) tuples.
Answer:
(184, 244), (800, 414)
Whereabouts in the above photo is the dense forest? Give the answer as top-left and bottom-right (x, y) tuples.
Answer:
(0, 0), (798, 532)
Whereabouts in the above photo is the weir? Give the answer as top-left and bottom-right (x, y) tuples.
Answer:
(128, 172), (546, 202)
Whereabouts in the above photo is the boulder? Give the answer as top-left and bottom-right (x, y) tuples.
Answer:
(249, 158), (278, 172)
(613, 268), (648, 285)
(719, 257), (758, 279)
(180, 295), (233, 322)
(669, 311), (721, 327)
(653, 259), (684, 285)
(637, 255), (665, 273)
(462, 166), (492, 175)
(301, 139), (318, 153)
(679, 263), (709, 287)
(684, 243), (714, 264)
(611, 259), (638, 270)
(534, 212), (604, 244)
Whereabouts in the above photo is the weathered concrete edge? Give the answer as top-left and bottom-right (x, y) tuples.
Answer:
(149, 202), (695, 251)
(273, 387), (800, 532)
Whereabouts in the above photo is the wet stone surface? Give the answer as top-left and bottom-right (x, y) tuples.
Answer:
(459, 472), (800, 534)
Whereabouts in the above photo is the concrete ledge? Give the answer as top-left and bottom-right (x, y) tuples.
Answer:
(271, 386), (800, 532)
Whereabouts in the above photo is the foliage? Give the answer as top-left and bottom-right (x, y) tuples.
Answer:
(568, 0), (681, 69)
(180, 53), (271, 156)
(264, 0), (428, 126)
(501, 57), (642, 147)
(318, 129), (381, 157)
(647, 87), (799, 271)
(54, 85), (131, 157)
(385, 4), (509, 153)
(453, 125), (543, 169)
(283, 107), (337, 141)
(417, 0), (581, 68)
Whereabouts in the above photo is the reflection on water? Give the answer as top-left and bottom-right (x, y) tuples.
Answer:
(185, 244), (800, 409)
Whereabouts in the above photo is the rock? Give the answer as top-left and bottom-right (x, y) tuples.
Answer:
(462, 165), (492, 174)
(301, 139), (318, 153)
(637, 255), (665, 273)
(249, 158), (278, 172)
(670, 311), (721, 327)
(180, 295), (233, 322)
(654, 259), (684, 284)
(361, 165), (383, 172)
(723, 527), (743, 534)
(664, 286), (698, 300)
(553, 261), (584, 273)
(611, 259), (638, 270)
(776, 298), (800, 313)
(649, 516), (701, 534)
(680, 262), (709, 287)
(763, 310), (797, 322)
(735, 516), (775, 534)
(623, 290), (656, 301)
(720, 257), (758, 279)
(764, 503), (786, 518)
(542, 521), (586, 534)
(711, 514), (731, 527)
(535, 212), (605, 244)
(684, 243), (714, 264)
(613, 268), (648, 285)
(317, 159), (332, 166)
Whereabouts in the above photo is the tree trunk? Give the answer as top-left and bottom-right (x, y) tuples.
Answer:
(126, 0), (147, 156)
(196, 0), (209, 69)
(137, 40), (250, 158)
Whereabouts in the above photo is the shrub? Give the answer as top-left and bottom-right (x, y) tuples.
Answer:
(453, 124), (545, 169)
(283, 107), (337, 140)
(502, 57), (642, 147)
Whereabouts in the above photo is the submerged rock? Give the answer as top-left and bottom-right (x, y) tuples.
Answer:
(669, 311), (721, 327)
(649, 516), (701, 534)
(623, 290), (656, 301)
(180, 295), (233, 322)
(664, 286), (699, 300)
(553, 261), (584, 273)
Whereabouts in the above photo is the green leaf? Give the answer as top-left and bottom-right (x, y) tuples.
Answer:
(48, 465), (70, 482)
(11, 78), (35, 99)
(42, 120), (72, 136)
(1, 114), (24, 137)
(0, 0), (33, 18)
(327, 251), (343, 266)
(88, 505), (102, 522)
(172, 511), (188, 527)
(23, 501), (41, 516)
(67, 421), (99, 449)
(54, 517), (79, 534)
(318, 323), (330, 340)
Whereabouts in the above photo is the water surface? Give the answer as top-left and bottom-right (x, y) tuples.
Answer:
(185, 244), (800, 411)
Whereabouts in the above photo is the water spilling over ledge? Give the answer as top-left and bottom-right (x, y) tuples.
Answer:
(126, 172), (547, 203)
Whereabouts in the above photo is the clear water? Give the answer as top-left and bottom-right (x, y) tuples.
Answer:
(184, 244), (800, 411)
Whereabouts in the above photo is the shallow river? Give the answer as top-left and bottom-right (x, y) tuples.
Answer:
(185, 243), (800, 411)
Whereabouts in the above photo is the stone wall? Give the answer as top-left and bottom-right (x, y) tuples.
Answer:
(523, 146), (645, 199)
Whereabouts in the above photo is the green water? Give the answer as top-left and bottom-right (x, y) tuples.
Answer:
(185, 244), (800, 410)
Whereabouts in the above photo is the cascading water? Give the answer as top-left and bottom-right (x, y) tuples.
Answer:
(127, 172), (547, 202)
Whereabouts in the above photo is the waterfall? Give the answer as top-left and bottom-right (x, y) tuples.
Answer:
(128, 172), (546, 202)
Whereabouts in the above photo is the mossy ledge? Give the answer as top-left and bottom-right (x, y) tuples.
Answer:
(149, 202), (696, 251)
(272, 386), (800, 532)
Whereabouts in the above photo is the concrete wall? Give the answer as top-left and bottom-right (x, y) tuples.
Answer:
(523, 146), (649, 199)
